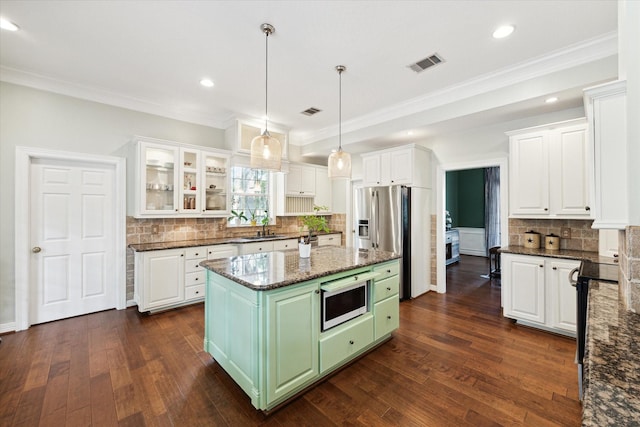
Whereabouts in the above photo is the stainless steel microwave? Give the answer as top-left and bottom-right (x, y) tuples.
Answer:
(321, 279), (369, 331)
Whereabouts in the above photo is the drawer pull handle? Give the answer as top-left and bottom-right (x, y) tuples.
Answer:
(387, 316), (391, 320)
(195, 277), (199, 281)
(552, 267), (557, 270)
(354, 276), (358, 281)
(387, 269), (391, 273)
(195, 291), (199, 294)
(539, 265), (543, 268)
(195, 253), (199, 256)
(349, 340), (354, 345)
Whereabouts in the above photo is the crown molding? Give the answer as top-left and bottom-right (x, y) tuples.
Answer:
(0, 66), (229, 129)
(292, 31), (618, 146)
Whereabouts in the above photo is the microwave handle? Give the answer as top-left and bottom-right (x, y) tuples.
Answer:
(569, 267), (579, 287)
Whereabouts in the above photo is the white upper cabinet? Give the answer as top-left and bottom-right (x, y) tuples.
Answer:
(361, 144), (432, 188)
(314, 167), (332, 213)
(507, 119), (592, 219)
(584, 80), (628, 229)
(286, 165), (316, 196)
(128, 137), (231, 218)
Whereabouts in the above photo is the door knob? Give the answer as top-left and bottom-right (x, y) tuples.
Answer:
(32, 246), (42, 253)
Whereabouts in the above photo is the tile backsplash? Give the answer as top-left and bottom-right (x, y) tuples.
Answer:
(620, 226), (640, 314)
(508, 218), (598, 252)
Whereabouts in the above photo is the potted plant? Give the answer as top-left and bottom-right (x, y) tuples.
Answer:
(248, 208), (259, 226)
(299, 205), (330, 243)
(227, 210), (247, 226)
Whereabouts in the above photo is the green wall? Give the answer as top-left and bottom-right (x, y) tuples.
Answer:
(446, 168), (485, 228)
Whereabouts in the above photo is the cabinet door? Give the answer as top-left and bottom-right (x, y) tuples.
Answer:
(143, 249), (185, 309)
(590, 87), (628, 229)
(551, 124), (591, 217)
(266, 282), (319, 405)
(502, 254), (545, 324)
(202, 151), (229, 215)
(179, 148), (201, 213)
(374, 296), (399, 340)
(140, 142), (179, 214)
(547, 260), (579, 334)
(314, 167), (332, 212)
(509, 133), (549, 215)
(362, 155), (381, 186)
(389, 149), (413, 185)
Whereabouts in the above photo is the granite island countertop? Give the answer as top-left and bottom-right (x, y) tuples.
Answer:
(200, 246), (400, 291)
(128, 231), (341, 252)
(499, 246), (617, 264)
(582, 281), (640, 426)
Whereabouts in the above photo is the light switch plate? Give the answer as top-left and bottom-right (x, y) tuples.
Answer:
(561, 227), (571, 239)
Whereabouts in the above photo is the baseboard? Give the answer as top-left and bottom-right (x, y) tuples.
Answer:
(429, 284), (438, 292)
(126, 299), (137, 308)
(0, 322), (16, 334)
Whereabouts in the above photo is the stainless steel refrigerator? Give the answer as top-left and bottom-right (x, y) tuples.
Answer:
(354, 185), (430, 300)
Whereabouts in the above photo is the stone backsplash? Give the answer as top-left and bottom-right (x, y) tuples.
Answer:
(508, 218), (598, 252)
(126, 214), (346, 302)
(620, 226), (640, 313)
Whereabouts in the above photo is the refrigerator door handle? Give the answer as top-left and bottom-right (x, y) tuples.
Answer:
(372, 190), (378, 249)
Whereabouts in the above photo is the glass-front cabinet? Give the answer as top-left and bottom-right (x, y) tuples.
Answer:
(142, 142), (179, 214)
(131, 137), (230, 218)
(202, 151), (228, 214)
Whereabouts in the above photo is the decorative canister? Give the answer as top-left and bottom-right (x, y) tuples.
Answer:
(523, 231), (541, 249)
(545, 234), (560, 250)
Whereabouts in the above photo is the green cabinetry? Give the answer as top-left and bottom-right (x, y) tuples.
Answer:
(204, 258), (400, 411)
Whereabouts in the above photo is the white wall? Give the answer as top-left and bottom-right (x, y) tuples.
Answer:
(0, 82), (226, 326)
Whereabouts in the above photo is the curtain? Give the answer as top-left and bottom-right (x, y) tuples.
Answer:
(484, 167), (501, 255)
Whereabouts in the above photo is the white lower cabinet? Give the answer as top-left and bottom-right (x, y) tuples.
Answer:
(273, 239), (298, 251)
(239, 241), (274, 255)
(135, 248), (185, 312)
(317, 233), (341, 247)
(502, 253), (579, 335)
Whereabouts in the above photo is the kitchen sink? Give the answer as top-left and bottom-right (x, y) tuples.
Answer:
(233, 235), (287, 242)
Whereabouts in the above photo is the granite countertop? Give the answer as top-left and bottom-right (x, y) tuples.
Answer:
(128, 231), (341, 252)
(499, 246), (617, 264)
(200, 246), (400, 291)
(582, 281), (640, 426)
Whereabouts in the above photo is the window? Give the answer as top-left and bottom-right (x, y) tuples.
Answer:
(230, 166), (270, 225)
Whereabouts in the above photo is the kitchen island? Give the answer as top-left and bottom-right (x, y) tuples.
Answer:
(200, 246), (401, 411)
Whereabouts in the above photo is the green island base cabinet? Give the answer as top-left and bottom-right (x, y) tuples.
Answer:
(202, 250), (400, 411)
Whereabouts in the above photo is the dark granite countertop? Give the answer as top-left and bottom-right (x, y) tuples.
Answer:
(582, 281), (640, 426)
(128, 231), (342, 252)
(499, 246), (617, 264)
(200, 246), (400, 291)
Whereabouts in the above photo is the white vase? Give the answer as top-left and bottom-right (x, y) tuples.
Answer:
(298, 242), (311, 258)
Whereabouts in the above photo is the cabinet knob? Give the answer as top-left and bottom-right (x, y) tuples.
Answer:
(175, 209), (178, 212)
(32, 246), (42, 253)
(349, 340), (354, 345)
(387, 287), (391, 291)
(585, 206), (591, 211)
(195, 277), (199, 281)
(552, 267), (557, 270)
(195, 253), (199, 256)
(181, 254), (184, 257)
(195, 290), (199, 294)
(539, 264), (543, 268)
(387, 269), (391, 273)
(387, 315), (391, 320)
(315, 290), (320, 294)
(354, 276), (358, 280)
(544, 208), (549, 211)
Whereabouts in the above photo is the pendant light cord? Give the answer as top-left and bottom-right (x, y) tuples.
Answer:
(339, 68), (342, 151)
(264, 30), (269, 133)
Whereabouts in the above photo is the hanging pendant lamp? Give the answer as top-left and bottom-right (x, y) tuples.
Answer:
(328, 65), (351, 179)
(250, 23), (282, 171)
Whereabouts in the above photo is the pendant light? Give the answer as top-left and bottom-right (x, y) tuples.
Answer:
(328, 65), (351, 179)
(250, 23), (282, 171)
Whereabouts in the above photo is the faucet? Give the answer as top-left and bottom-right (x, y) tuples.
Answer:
(262, 223), (268, 236)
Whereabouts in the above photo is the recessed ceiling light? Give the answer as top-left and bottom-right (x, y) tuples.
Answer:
(200, 78), (214, 88)
(545, 97), (558, 104)
(0, 17), (19, 32)
(407, 131), (414, 136)
(492, 25), (515, 39)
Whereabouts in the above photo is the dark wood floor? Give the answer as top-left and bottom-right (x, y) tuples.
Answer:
(0, 255), (581, 426)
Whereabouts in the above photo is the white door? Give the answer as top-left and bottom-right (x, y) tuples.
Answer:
(30, 158), (116, 324)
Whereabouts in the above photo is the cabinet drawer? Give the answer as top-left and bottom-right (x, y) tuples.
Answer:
(373, 261), (400, 281)
(317, 234), (340, 246)
(185, 258), (206, 273)
(185, 247), (207, 260)
(373, 276), (399, 303)
(185, 284), (205, 300)
(240, 241), (274, 255)
(185, 271), (206, 287)
(374, 297), (399, 340)
(272, 239), (298, 251)
(320, 315), (373, 373)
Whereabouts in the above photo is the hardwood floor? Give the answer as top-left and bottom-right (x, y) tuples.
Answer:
(0, 255), (581, 426)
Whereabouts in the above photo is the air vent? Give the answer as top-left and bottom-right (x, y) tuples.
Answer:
(408, 53), (445, 73)
(301, 107), (322, 116)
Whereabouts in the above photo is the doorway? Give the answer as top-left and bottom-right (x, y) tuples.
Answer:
(15, 147), (126, 331)
(435, 158), (508, 294)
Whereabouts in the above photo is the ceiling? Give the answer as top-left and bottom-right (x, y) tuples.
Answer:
(0, 0), (618, 158)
